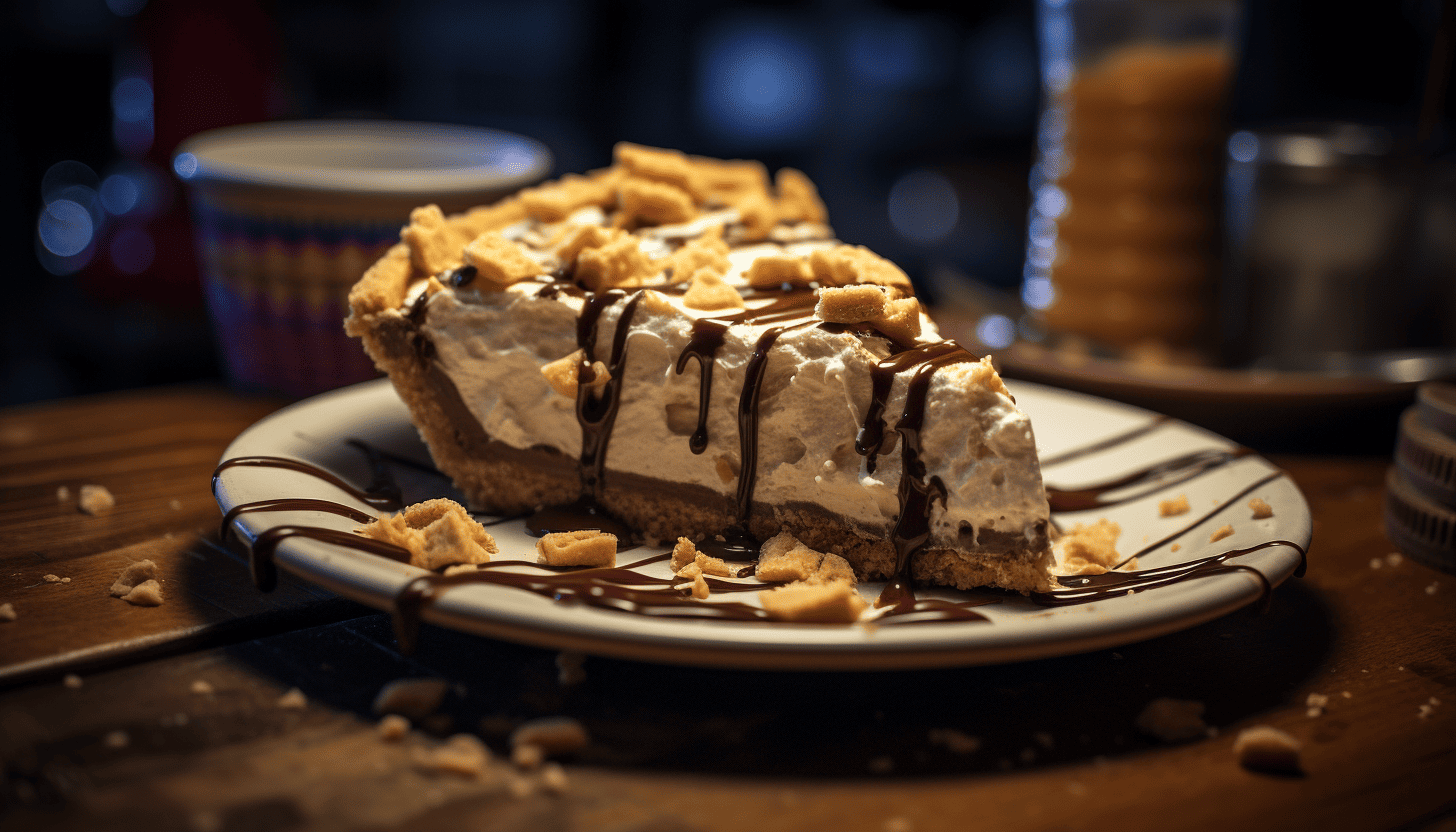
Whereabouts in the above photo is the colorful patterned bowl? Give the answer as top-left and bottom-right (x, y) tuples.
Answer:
(174, 121), (551, 397)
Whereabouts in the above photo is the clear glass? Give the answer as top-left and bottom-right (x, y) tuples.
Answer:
(1023, 0), (1240, 355)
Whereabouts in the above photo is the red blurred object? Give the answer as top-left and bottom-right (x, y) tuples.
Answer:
(80, 0), (285, 309)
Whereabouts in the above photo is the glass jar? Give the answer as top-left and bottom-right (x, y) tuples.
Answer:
(1023, 0), (1240, 354)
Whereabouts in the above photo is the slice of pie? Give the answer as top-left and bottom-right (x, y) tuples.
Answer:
(346, 144), (1053, 595)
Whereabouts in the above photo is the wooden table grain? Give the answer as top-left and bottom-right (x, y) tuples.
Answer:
(1, 385), (1452, 832)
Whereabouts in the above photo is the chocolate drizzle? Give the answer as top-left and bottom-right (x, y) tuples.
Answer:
(670, 290), (822, 560)
(1033, 540), (1306, 612)
(525, 290), (647, 535)
(868, 346), (977, 606)
(1045, 447), (1255, 512)
(1034, 469), (1306, 610)
(212, 456), (403, 511)
(391, 554), (772, 653)
(674, 319), (727, 454)
(855, 341), (968, 475)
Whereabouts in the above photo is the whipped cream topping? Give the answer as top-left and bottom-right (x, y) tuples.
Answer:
(410, 212), (1049, 548)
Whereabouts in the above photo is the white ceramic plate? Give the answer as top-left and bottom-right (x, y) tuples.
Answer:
(213, 379), (1311, 670)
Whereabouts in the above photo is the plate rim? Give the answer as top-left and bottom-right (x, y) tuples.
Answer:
(213, 378), (1312, 671)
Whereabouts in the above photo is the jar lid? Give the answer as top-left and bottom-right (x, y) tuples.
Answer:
(1417, 381), (1456, 438)
(1396, 405), (1456, 508)
(1385, 466), (1455, 574)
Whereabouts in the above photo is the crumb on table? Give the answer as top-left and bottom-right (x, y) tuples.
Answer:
(1233, 725), (1301, 773)
(79, 484), (115, 516)
(1134, 698), (1208, 743)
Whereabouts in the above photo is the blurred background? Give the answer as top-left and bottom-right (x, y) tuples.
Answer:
(4, 0), (1451, 406)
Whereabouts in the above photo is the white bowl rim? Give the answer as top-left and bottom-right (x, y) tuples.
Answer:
(174, 120), (553, 196)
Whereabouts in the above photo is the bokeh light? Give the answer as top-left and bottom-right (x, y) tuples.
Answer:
(887, 169), (959, 244)
(975, 313), (1017, 349)
(173, 152), (198, 179)
(696, 18), (825, 145)
(100, 172), (141, 215)
(38, 200), (95, 258)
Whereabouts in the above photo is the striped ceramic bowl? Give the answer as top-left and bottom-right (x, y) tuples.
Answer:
(175, 121), (551, 397)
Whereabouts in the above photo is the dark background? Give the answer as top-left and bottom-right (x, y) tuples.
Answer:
(3, 0), (1449, 405)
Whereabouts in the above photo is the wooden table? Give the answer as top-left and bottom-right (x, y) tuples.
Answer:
(1, 386), (1452, 832)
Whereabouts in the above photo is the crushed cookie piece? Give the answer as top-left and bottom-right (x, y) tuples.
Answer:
(1209, 524), (1235, 543)
(774, 167), (828, 224)
(683, 266), (746, 311)
(731, 191), (778, 241)
(276, 687), (307, 709)
(463, 232), (549, 287)
(519, 173), (615, 222)
(1233, 725), (1302, 773)
(927, 728), (981, 755)
(758, 579), (867, 623)
(56, 485), (71, 502)
(690, 573), (710, 599)
(377, 714), (410, 742)
(357, 499), (497, 571)
(539, 762), (569, 794)
(511, 716), (589, 757)
(537, 530), (617, 568)
(1054, 520), (1123, 576)
(694, 552), (732, 578)
(808, 245), (913, 292)
(1171, 543), (1181, 552)
(511, 742), (545, 771)
(415, 734), (493, 778)
(745, 253), (812, 289)
(402, 204), (471, 276)
(573, 231), (659, 291)
(169, 499), (183, 511)
(615, 143), (703, 198)
(1134, 698), (1208, 743)
(670, 537), (698, 573)
(1369, 557), (1383, 570)
(521, 172), (617, 221)
(64, 674), (82, 689)
(1427, 582), (1439, 595)
(110, 562), (163, 609)
(871, 297), (924, 344)
(816, 284), (889, 323)
(1, 603), (18, 621)
(190, 680), (214, 696)
(1249, 497), (1274, 519)
(42, 574), (63, 583)
(664, 231), (730, 285)
(1159, 495), (1191, 517)
(542, 349), (610, 398)
(554, 223), (620, 264)
(1384, 552), (1403, 568)
(714, 455), (737, 484)
(373, 677), (450, 720)
(618, 177), (697, 226)
(693, 155), (771, 201)
(79, 484), (115, 516)
(756, 532), (856, 585)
